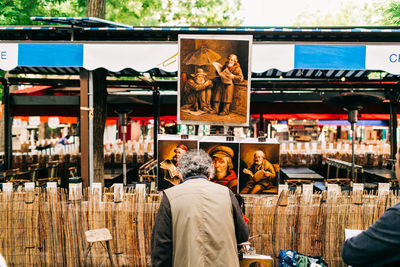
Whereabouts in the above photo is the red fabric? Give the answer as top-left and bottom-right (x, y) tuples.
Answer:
(243, 214), (249, 223)
(11, 86), (51, 96)
(13, 116), (78, 124)
(176, 144), (188, 151)
(213, 170), (237, 186)
(252, 113), (393, 120)
(118, 124), (132, 140)
(105, 116), (177, 125)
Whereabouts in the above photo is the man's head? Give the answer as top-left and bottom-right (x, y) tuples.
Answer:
(193, 68), (207, 84)
(209, 146), (234, 179)
(173, 144), (188, 161)
(254, 150), (265, 166)
(227, 54), (238, 67)
(177, 149), (214, 179)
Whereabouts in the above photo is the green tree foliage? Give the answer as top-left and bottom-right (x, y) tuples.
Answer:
(0, 0), (86, 25)
(293, 0), (390, 27)
(106, 0), (243, 26)
(1, 0), (242, 26)
(383, 0), (400, 25)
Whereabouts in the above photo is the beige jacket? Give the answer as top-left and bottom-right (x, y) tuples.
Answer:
(165, 178), (240, 267)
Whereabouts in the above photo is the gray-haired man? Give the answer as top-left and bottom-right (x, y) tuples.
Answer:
(151, 150), (249, 267)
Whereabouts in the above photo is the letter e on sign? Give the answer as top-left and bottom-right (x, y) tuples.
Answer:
(0, 44), (18, 70)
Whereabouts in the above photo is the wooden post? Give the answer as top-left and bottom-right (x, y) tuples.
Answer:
(113, 183), (124, 203)
(80, 70), (90, 187)
(352, 183), (364, 205)
(90, 182), (102, 203)
(277, 184), (288, 206)
(80, 68), (107, 188)
(259, 113), (264, 137)
(92, 69), (107, 185)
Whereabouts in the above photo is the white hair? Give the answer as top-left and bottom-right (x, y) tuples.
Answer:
(177, 149), (215, 179)
(255, 150), (265, 158)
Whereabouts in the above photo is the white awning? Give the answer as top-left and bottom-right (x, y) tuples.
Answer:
(1, 42), (400, 74)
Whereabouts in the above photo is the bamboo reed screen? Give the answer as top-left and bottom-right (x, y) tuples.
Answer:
(0, 187), (397, 266)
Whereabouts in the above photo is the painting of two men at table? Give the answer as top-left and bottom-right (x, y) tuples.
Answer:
(178, 35), (252, 126)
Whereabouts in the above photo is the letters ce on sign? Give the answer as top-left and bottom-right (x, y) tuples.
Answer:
(366, 45), (400, 75)
(0, 44), (18, 71)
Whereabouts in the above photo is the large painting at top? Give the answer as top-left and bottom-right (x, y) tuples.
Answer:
(178, 35), (252, 126)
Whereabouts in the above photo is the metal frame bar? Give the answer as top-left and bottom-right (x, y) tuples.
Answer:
(1, 78), (12, 170)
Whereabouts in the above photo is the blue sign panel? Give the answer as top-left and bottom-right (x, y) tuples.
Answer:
(295, 45), (366, 69)
(18, 44), (83, 67)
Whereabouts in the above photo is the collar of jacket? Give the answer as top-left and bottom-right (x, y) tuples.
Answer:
(182, 175), (209, 183)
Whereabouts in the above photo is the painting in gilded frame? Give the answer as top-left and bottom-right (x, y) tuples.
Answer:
(157, 135), (198, 191)
(239, 139), (280, 194)
(199, 137), (240, 194)
(178, 34), (252, 126)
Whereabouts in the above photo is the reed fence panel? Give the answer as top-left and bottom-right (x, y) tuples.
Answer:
(0, 188), (397, 266)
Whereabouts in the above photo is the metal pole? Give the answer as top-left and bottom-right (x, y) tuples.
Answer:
(348, 109), (358, 182)
(2, 79), (12, 170)
(389, 97), (398, 160)
(122, 125), (127, 185)
(351, 122), (355, 181)
(153, 87), (159, 159)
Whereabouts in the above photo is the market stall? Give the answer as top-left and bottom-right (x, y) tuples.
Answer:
(1, 25), (397, 186)
(2, 17), (400, 266)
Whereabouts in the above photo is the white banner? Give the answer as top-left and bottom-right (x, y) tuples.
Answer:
(3, 42), (400, 75)
(366, 45), (400, 75)
(0, 43), (18, 71)
(252, 44), (294, 72)
(83, 43), (178, 72)
(84, 43), (295, 73)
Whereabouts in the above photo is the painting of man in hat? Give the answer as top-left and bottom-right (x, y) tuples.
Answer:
(200, 141), (239, 194)
(178, 35), (252, 126)
(181, 68), (213, 112)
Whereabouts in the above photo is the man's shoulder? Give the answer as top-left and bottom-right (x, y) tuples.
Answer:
(389, 202), (400, 212)
(166, 178), (230, 196)
(262, 159), (273, 166)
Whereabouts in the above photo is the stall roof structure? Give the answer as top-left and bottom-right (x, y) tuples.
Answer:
(1, 17), (400, 183)
(2, 20), (400, 115)
(1, 17), (400, 79)
(2, 18), (399, 107)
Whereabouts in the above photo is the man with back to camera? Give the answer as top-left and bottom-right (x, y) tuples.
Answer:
(341, 150), (400, 266)
(151, 150), (249, 267)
